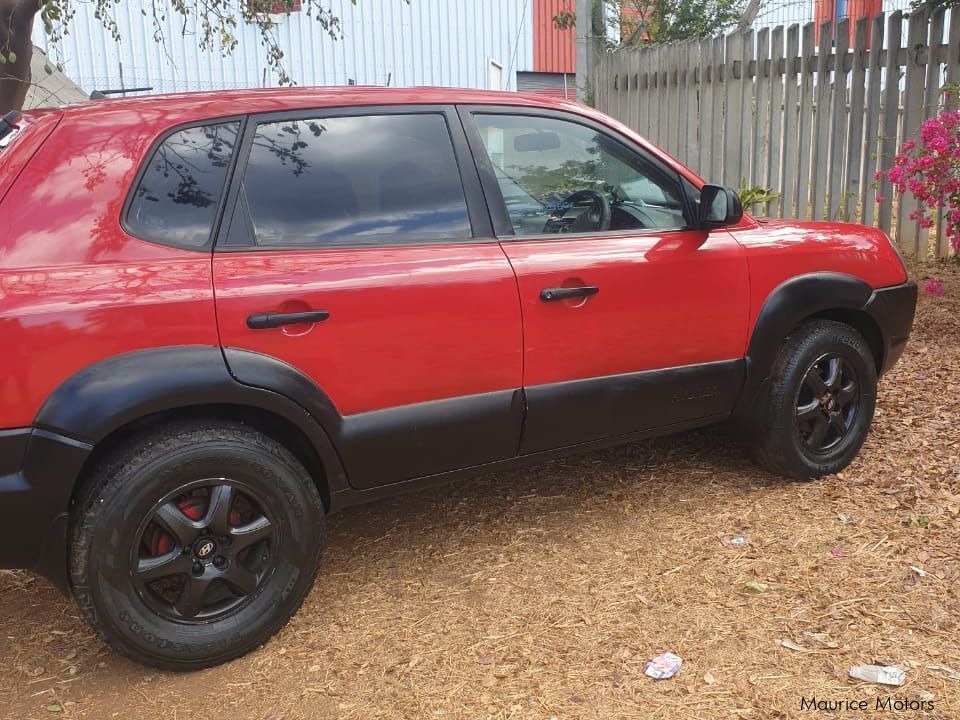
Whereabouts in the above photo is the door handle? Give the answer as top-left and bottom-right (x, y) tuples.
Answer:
(539, 286), (599, 302)
(246, 310), (330, 329)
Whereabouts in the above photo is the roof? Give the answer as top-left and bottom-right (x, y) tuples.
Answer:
(23, 47), (87, 110)
(57, 85), (585, 122)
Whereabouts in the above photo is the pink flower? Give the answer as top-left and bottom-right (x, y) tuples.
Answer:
(921, 278), (944, 298)
(888, 166), (907, 184)
(875, 195), (886, 203)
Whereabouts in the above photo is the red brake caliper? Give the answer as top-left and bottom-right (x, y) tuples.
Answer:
(148, 493), (240, 556)
(149, 496), (206, 556)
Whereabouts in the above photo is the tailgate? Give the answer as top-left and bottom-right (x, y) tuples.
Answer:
(0, 110), (62, 206)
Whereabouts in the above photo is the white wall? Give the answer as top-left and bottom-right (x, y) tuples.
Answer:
(32, 0), (535, 95)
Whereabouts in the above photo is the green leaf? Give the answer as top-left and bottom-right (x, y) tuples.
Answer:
(7, 51), (16, 63)
(742, 580), (767, 593)
(45, 705), (62, 714)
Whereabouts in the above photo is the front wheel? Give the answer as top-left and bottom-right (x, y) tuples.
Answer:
(749, 320), (878, 480)
(69, 421), (325, 670)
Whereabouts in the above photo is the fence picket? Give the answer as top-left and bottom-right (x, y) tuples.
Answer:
(739, 29), (755, 186)
(710, 37), (725, 181)
(861, 13), (885, 227)
(897, 9), (929, 256)
(812, 21), (834, 220)
(925, 9), (946, 254)
(797, 22), (817, 219)
(877, 11), (902, 236)
(948, 8), (960, 112)
(767, 26), (785, 217)
(684, 41), (699, 166)
(827, 19), (850, 221)
(753, 28), (771, 197)
(780, 24), (801, 218)
(723, 31), (744, 187)
(845, 16), (868, 222)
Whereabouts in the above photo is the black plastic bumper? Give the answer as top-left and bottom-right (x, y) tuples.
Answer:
(864, 281), (918, 375)
(0, 427), (92, 593)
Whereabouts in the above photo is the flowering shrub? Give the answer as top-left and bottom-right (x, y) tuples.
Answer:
(921, 277), (945, 298)
(878, 87), (960, 256)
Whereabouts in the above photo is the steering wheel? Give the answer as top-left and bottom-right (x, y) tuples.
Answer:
(558, 189), (612, 233)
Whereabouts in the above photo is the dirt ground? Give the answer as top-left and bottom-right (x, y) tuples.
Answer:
(2, 261), (958, 720)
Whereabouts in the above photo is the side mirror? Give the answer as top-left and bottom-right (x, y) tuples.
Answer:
(699, 184), (743, 228)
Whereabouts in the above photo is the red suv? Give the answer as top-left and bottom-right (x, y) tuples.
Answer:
(0, 88), (916, 669)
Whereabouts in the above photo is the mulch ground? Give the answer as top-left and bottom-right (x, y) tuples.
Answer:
(1, 261), (958, 720)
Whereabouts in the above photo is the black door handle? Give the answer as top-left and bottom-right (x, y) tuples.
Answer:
(246, 310), (330, 329)
(540, 286), (599, 302)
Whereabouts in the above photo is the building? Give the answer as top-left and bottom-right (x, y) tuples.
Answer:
(23, 47), (87, 109)
(30, 0), (578, 101)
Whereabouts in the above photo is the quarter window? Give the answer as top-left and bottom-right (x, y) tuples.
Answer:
(127, 122), (240, 249)
(473, 114), (689, 236)
(238, 113), (472, 248)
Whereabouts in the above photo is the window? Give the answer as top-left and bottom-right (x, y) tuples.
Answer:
(238, 113), (472, 248)
(127, 122), (240, 249)
(473, 113), (689, 236)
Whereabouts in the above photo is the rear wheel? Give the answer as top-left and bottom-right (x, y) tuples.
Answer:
(69, 421), (324, 671)
(750, 320), (877, 479)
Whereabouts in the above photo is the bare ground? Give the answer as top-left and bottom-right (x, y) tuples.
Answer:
(2, 262), (958, 720)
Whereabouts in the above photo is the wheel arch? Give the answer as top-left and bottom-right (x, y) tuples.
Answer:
(29, 346), (348, 592)
(71, 403), (335, 514)
(735, 272), (878, 421)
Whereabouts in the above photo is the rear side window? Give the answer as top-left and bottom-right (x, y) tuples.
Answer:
(127, 122), (240, 249)
(237, 113), (471, 248)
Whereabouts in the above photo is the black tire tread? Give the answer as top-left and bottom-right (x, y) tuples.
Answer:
(69, 420), (324, 671)
(750, 320), (876, 480)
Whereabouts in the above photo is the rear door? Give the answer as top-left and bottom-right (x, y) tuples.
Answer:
(461, 107), (749, 453)
(213, 106), (523, 489)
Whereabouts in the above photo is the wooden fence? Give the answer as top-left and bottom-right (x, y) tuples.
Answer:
(594, 8), (960, 259)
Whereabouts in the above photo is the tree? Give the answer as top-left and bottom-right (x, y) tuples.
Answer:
(555, 0), (747, 47)
(0, 0), (362, 115)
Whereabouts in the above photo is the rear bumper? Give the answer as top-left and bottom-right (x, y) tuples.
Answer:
(864, 281), (918, 375)
(0, 427), (92, 593)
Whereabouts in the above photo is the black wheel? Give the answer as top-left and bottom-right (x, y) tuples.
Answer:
(749, 320), (877, 479)
(69, 421), (324, 670)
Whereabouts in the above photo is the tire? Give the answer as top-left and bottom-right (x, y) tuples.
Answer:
(69, 421), (325, 671)
(749, 320), (877, 480)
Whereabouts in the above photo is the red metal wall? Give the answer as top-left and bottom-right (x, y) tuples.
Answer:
(534, 0), (576, 73)
(814, 0), (883, 44)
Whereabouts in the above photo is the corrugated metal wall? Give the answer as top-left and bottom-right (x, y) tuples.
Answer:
(32, 0), (535, 95)
(533, 0), (575, 73)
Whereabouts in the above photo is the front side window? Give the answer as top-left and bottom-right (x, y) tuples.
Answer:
(239, 113), (472, 248)
(127, 122), (240, 249)
(473, 113), (689, 236)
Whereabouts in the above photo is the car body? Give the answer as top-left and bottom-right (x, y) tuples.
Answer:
(0, 87), (916, 668)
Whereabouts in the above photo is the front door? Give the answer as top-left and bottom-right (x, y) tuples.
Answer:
(462, 108), (750, 453)
(213, 107), (523, 489)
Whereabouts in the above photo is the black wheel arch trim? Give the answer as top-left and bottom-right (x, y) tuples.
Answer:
(735, 273), (917, 420)
(23, 345), (349, 593)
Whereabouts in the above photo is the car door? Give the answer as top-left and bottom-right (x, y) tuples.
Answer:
(460, 107), (750, 454)
(213, 107), (523, 489)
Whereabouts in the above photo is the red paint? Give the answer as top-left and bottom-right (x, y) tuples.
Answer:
(500, 230), (750, 386)
(213, 245), (523, 416)
(534, 0), (576, 73)
(0, 87), (908, 430)
(733, 218), (908, 341)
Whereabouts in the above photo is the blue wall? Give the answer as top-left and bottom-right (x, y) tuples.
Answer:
(33, 0), (535, 95)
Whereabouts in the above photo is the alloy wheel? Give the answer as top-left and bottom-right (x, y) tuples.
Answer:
(131, 479), (278, 622)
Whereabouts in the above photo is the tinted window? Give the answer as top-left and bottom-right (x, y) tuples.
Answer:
(474, 114), (688, 236)
(241, 113), (472, 248)
(127, 122), (240, 249)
